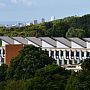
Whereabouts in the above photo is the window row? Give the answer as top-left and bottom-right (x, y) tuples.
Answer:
(49, 50), (90, 59)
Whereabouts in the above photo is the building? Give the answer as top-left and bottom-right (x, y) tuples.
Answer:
(12, 37), (28, 45)
(41, 18), (45, 23)
(0, 36), (90, 71)
(50, 16), (55, 21)
(33, 20), (38, 24)
(25, 22), (30, 26)
(26, 37), (42, 47)
(5, 44), (23, 65)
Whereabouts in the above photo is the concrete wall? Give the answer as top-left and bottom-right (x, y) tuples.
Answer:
(28, 41), (39, 47)
(14, 40), (21, 44)
(71, 42), (83, 48)
(57, 41), (69, 48)
(42, 41), (53, 48)
(2, 41), (8, 46)
(86, 42), (90, 48)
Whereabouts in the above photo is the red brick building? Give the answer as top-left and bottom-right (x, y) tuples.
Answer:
(4, 44), (23, 65)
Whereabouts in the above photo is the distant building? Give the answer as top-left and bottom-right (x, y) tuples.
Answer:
(33, 20), (38, 24)
(50, 16), (55, 21)
(17, 23), (25, 27)
(25, 22), (30, 26)
(11, 24), (17, 27)
(41, 18), (45, 23)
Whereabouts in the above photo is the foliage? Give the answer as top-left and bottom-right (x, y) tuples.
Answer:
(0, 14), (90, 37)
(65, 73), (79, 90)
(1, 14), (90, 89)
(0, 64), (8, 81)
(34, 65), (71, 90)
(0, 45), (71, 90)
(76, 70), (90, 90)
(81, 58), (90, 70)
(6, 45), (54, 80)
(66, 27), (85, 38)
(0, 47), (90, 90)
(66, 58), (90, 90)
(0, 65), (71, 90)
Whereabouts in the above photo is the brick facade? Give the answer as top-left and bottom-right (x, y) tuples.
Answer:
(5, 44), (23, 65)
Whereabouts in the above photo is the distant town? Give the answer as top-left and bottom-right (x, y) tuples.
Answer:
(0, 16), (56, 28)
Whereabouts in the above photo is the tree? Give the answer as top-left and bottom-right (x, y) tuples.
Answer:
(0, 64), (8, 81)
(81, 58), (90, 70)
(65, 73), (79, 90)
(66, 27), (85, 38)
(75, 58), (90, 90)
(6, 45), (54, 80)
(35, 65), (71, 90)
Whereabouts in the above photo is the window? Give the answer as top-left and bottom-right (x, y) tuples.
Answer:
(61, 50), (63, 56)
(60, 60), (62, 65)
(56, 51), (59, 59)
(87, 52), (90, 57)
(81, 51), (84, 57)
(0, 50), (1, 54)
(76, 51), (79, 58)
(51, 51), (54, 58)
(3, 49), (5, 57)
(66, 51), (69, 59)
(1, 58), (4, 63)
(71, 51), (74, 59)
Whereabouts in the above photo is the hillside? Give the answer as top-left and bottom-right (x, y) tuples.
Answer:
(1, 14), (90, 37)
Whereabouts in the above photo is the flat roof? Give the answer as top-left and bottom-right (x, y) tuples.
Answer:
(69, 38), (86, 48)
(83, 38), (90, 43)
(26, 37), (42, 46)
(0, 36), (14, 44)
(39, 37), (56, 47)
(12, 37), (28, 44)
(54, 37), (71, 47)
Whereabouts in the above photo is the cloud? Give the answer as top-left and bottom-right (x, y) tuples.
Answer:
(0, 2), (6, 8)
(11, 0), (32, 6)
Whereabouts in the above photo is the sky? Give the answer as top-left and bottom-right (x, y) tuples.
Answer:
(0, 0), (90, 24)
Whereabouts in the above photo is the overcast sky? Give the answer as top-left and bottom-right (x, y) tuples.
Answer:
(0, 0), (90, 22)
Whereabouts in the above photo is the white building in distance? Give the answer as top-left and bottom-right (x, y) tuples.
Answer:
(50, 16), (55, 21)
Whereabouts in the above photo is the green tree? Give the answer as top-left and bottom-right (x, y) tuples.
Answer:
(6, 45), (54, 80)
(75, 58), (90, 90)
(65, 73), (79, 90)
(66, 27), (85, 38)
(4, 80), (27, 90)
(0, 64), (8, 81)
(35, 65), (71, 90)
(81, 58), (90, 70)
